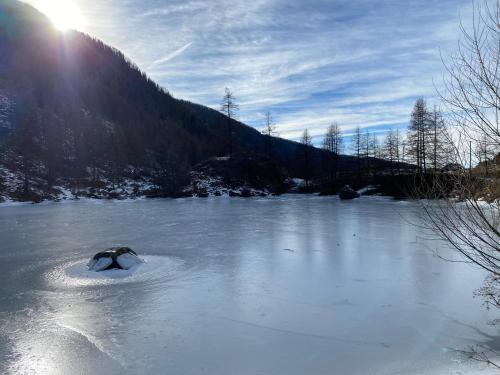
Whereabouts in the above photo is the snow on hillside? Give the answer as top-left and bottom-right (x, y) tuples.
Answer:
(0, 165), (23, 203)
(0, 159), (277, 204)
(0, 164), (163, 204)
(187, 170), (270, 197)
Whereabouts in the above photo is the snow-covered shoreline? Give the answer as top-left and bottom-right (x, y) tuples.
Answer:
(0, 162), (279, 205)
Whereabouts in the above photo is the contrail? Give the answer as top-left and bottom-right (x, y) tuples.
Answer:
(148, 42), (193, 69)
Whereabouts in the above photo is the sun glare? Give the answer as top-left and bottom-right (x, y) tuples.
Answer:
(34, 0), (86, 31)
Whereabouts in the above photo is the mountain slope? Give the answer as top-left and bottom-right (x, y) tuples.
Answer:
(0, 0), (363, 201)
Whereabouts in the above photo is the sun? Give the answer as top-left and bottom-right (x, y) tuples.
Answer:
(34, 0), (86, 31)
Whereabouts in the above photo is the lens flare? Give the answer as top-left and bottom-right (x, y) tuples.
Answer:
(34, 0), (86, 31)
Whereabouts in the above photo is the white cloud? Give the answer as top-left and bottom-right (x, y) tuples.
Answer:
(28, 0), (479, 143)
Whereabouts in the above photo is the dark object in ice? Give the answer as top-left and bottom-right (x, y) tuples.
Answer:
(338, 185), (360, 200)
(87, 247), (143, 271)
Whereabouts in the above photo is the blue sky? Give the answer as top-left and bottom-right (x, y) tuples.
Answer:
(26, 0), (474, 144)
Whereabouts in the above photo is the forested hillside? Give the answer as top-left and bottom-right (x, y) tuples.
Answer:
(0, 0), (363, 201)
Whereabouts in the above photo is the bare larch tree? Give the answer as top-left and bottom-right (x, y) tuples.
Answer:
(261, 111), (278, 159)
(323, 122), (343, 182)
(421, 1), (500, 367)
(407, 98), (431, 174)
(300, 129), (313, 188)
(383, 129), (398, 175)
(220, 88), (239, 158)
(351, 125), (362, 177)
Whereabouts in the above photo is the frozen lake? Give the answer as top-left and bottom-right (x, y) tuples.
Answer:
(0, 196), (497, 374)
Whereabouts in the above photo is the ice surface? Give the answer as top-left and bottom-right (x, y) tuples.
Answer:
(0, 196), (498, 375)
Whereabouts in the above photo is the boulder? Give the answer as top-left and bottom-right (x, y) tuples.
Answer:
(338, 185), (360, 200)
(240, 189), (253, 197)
(87, 247), (143, 271)
(229, 190), (242, 197)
